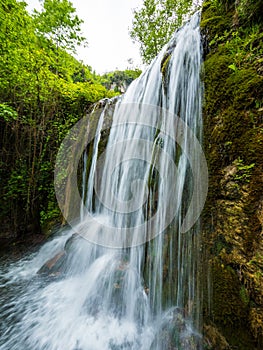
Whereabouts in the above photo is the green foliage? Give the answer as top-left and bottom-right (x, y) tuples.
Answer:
(101, 69), (142, 93)
(4, 164), (29, 200)
(234, 158), (255, 184)
(228, 63), (237, 72)
(0, 0), (116, 237)
(130, 0), (195, 64)
(33, 0), (87, 52)
(0, 104), (18, 122)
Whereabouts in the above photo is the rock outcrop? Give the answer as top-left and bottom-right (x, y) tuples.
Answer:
(201, 0), (263, 348)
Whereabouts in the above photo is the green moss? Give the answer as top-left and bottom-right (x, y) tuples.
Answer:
(240, 286), (250, 306)
(201, 0), (233, 38)
(201, 0), (263, 348)
(160, 52), (171, 92)
(238, 0), (263, 26)
(201, 16), (224, 30)
(209, 261), (255, 349)
(161, 54), (171, 77)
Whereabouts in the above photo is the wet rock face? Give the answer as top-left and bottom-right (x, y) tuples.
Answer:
(201, 0), (263, 348)
(203, 324), (230, 350)
(64, 233), (80, 252)
(37, 251), (66, 276)
(150, 308), (201, 350)
(37, 233), (85, 276)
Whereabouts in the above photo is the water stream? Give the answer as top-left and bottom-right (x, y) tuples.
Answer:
(0, 13), (206, 350)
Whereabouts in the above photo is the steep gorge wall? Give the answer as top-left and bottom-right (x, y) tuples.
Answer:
(201, 0), (263, 348)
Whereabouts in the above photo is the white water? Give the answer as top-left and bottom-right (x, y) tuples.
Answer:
(0, 13), (205, 350)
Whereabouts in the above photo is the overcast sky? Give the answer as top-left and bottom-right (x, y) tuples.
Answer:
(26, 0), (143, 74)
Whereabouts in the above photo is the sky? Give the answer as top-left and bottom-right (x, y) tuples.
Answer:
(26, 0), (143, 74)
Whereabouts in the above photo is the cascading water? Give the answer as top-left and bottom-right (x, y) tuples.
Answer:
(0, 13), (207, 350)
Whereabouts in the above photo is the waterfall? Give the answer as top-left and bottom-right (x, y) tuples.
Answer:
(0, 13), (207, 350)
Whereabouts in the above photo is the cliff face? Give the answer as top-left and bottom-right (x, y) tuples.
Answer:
(201, 0), (263, 348)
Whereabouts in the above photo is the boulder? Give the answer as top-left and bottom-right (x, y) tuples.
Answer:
(37, 251), (66, 276)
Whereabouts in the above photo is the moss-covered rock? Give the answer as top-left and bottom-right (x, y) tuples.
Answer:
(201, 0), (263, 348)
